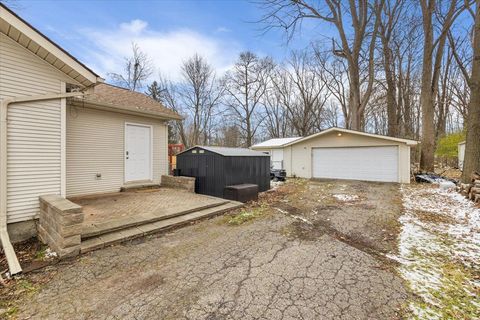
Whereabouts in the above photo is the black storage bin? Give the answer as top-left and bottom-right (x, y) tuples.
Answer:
(224, 184), (259, 203)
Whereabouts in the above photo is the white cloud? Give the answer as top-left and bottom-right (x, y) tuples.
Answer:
(79, 19), (242, 83)
(215, 26), (231, 33)
(120, 19), (148, 34)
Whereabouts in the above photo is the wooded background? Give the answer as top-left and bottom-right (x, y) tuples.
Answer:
(110, 0), (480, 182)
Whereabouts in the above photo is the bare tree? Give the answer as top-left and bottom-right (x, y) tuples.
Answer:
(378, 0), (406, 137)
(177, 54), (223, 147)
(263, 70), (290, 138)
(145, 77), (186, 144)
(145, 80), (182, 144)
(435, 47), (455, 139)
(322, 101), (342, 128)
(419, 0), (465, 171)
(285, 50), (330, 135)
(462, 0), (480, 182)
(110, 42), (153, 91)
(314, 51), (349, 126)
(447, 12), (475, 125)
(260, 0), (385, 130)
(223, 52), (273, 147)
(218, 124), (243, 147)
(394, 28), (422, 140)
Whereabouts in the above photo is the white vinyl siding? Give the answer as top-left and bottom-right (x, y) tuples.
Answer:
(0, 34), (76, 223)
(66, 105), (168, 197)
(271, 149), (284, 170)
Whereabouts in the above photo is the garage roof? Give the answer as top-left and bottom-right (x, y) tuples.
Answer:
(251, 137), (302, 149)
(283, 127), (419, 147)
(180, 146), (270, 157)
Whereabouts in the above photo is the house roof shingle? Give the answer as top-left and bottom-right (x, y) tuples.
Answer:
(77, 83), (182, 120)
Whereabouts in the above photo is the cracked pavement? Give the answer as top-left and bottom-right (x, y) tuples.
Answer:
(16, 180), (408, 319)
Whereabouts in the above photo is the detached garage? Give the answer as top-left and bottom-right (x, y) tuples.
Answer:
(259, 128), (417, 183)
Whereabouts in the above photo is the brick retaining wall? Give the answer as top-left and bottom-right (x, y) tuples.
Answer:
(161, 175), (196, 193)
(38, 195), (84, 258)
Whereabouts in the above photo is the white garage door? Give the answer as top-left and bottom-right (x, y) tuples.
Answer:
(312, 146), (399, 182)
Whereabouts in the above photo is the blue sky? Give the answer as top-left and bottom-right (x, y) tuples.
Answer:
(9, 0), (323, 81)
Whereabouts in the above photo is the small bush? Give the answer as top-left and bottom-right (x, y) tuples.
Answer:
(227, 204), (269, 225)
(435, 132), (465, 160)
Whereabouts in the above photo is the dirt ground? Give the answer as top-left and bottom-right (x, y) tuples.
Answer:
(2, 179), (408, 320)
(434, 166), (463, 180)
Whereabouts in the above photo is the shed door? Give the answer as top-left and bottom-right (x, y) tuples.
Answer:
(125, 124), (152, 182)
(312, 146), (398, 182)
(271, 149), (284, 169)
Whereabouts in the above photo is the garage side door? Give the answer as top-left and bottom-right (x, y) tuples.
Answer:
(312, 146), (399, 182)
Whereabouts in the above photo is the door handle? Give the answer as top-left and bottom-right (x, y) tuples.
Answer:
(126, 151), (129, 159)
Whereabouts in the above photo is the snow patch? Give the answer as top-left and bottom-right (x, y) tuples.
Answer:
(332, 194), (359, 202)
(392, 185), (480, 319)
(270, 181), (284, 189)
(275, 208), (313, 225)
(45, 248), (58, 259)
(291, 215), (313, 225)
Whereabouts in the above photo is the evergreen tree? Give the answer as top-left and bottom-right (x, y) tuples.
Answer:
(146, 81), (163, 102)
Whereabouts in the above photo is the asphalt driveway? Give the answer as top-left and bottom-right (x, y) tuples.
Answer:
(14, 180), (408, 320)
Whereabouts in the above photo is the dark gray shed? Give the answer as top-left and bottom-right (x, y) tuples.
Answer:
(176, 146), (270, 198)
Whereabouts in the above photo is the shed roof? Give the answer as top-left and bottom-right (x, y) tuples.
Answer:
(180, 146), (270, 157)
(251, 137), (302, 149)
(71, 83), (182, 120)
(283, 127), (419, 147)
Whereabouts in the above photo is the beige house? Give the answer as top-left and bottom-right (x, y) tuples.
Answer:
(252, 128), (418, 183)
(0, 3), (181, 261)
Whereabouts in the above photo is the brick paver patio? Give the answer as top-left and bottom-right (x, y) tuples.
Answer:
(70, 188), (228, 237)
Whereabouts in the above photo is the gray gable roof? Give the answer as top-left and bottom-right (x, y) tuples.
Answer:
(180, 146), (269, 157)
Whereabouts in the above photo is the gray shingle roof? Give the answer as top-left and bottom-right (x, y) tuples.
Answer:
(73, 83), (183, 120)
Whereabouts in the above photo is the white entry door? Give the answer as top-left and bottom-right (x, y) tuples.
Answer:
(125, 123), (152, 182)
(271, 149), (284, 169)
(312, 146), (399, 182)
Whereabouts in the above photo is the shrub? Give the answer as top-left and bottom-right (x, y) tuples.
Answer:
(436, 132), (465, 160)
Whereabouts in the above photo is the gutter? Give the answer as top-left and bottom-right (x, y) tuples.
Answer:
(0, 91), (85, 275)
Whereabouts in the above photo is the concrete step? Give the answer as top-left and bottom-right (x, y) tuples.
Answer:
(120, 183), (161, 192)
(82, 201), (230, 239)
(80, 201), (243, 254)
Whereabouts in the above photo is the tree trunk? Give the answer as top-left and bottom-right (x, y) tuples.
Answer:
(348, 64), (362, 130)
(462, 0), (480, 182)
(420, 0), (435, 172)
(384, 46), (399, 137)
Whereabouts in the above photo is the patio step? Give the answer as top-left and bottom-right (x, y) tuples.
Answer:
(80, 201), (243, 254)
(81, 201), (230, 239)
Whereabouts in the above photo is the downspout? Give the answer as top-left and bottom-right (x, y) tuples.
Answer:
(0, 91), (85, 275)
